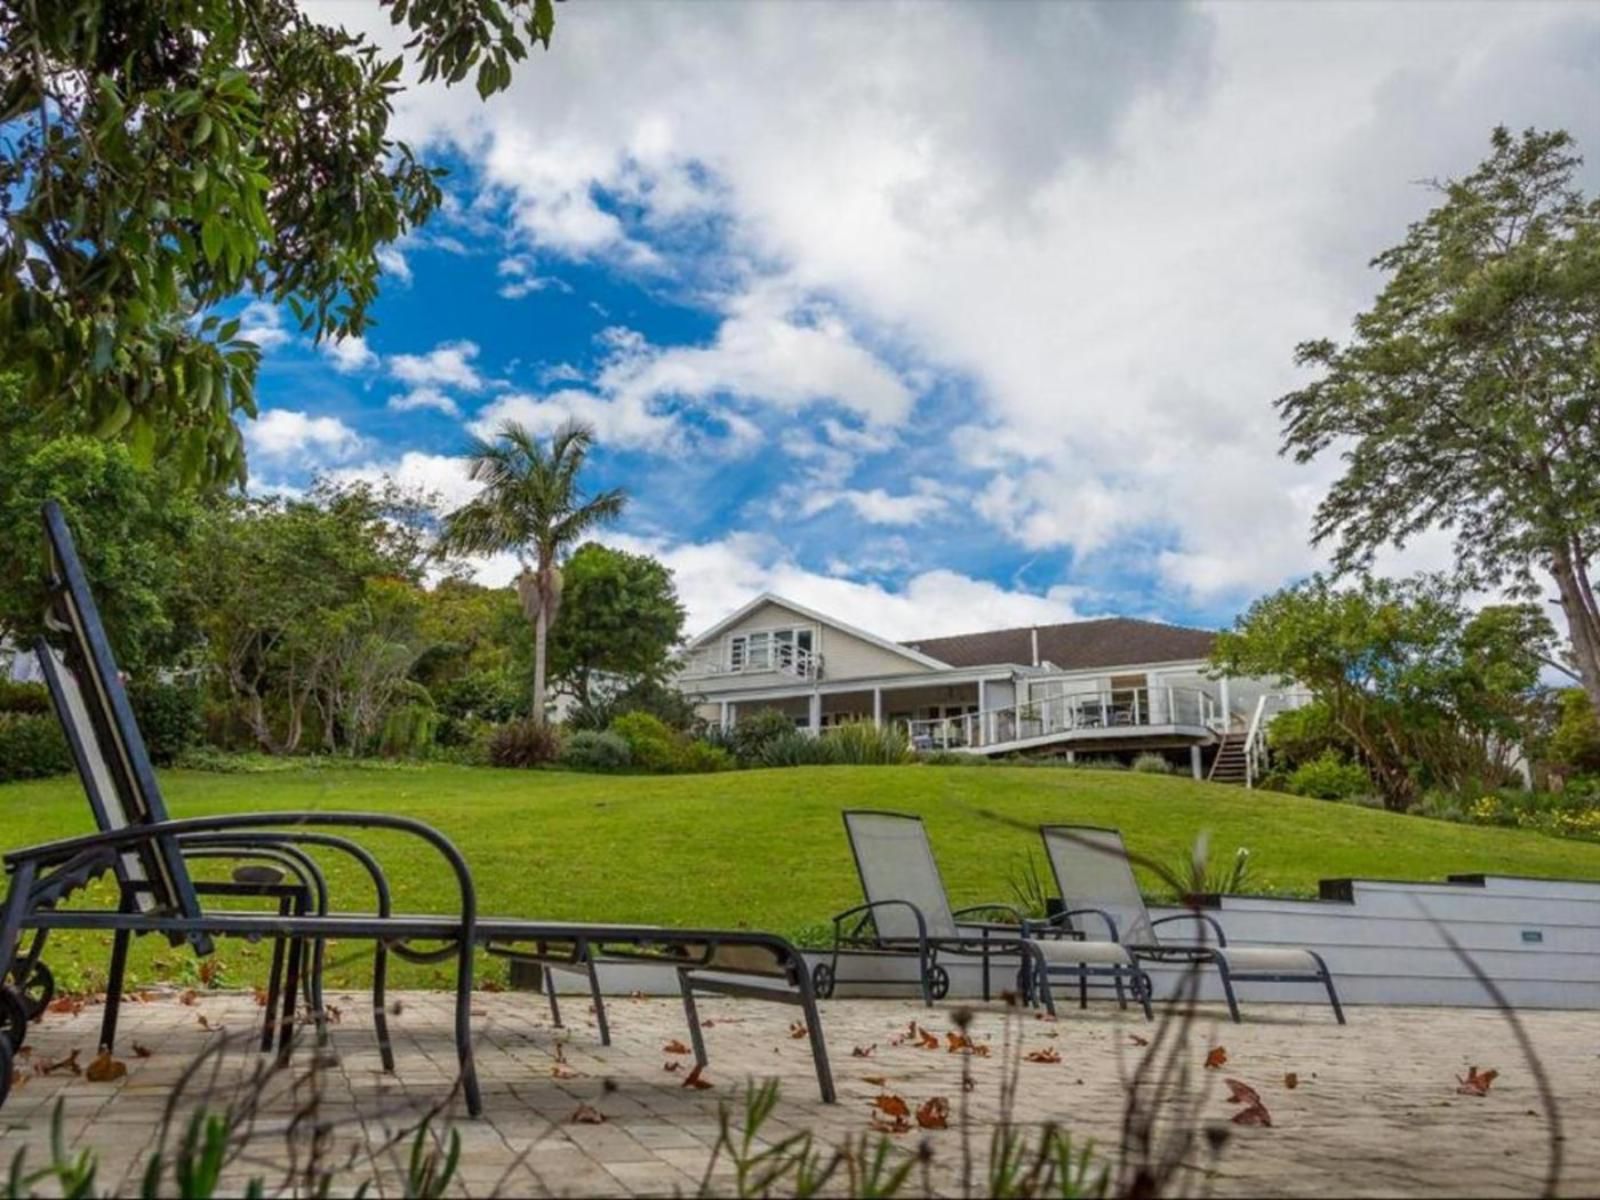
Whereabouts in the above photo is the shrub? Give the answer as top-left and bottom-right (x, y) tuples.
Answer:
(0, 712), (72, 781)
(759, 730), (840, 767)
(0, 678), (50, 714)
(560, 729), (633, 772)
(1285, 750), (1372, 801)
(608, 711), (683, 772)
(1549, 688), (1600, 774)
(677, 738), (735, 773)
(126, 678), (203, 765)
(728, 708), (801, 766)
(1267, 700), (1355, 771)
(1131, 752), (1173, 775)
(823, 720), (911, 765)
(918, 750), (991, 767)
(487, 718), (563, 768)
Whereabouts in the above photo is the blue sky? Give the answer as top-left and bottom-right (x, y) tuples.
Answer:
(248, 1), (1600, 641)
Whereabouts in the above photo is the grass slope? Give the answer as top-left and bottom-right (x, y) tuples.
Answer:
(4, 764), (1598, 991)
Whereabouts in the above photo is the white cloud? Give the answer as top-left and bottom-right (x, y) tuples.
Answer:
(321, 335), (379, 374)
(497, 254), (566, 299)
(389, 339), (485, 392)
(237, 300), (291, 350)
(801, 480), (949, 526)
(244, 409), (364, 463)
(387, 386), (461, 417)
(376, 245), (413, 283)
(326, 451), (482, 513)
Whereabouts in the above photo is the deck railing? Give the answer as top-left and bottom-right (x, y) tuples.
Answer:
(680, 644), (823, 681)
(1241, 690), (1314, 787)
(903, 686), (1218, 752)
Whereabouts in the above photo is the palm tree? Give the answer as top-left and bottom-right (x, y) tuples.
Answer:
(437, 419), (626, 723)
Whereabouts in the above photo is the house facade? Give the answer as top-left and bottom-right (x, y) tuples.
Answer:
(676, 594), (1295, 780)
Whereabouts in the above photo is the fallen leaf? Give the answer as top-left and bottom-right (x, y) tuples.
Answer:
(1024, 1048), (1061, 1064)
(8, 1067), (24, 1090)
(663, 1061), (681, 1073)
(481, 979), (504, 993)
(852, 1044), (876, 1058)
(551, 1063), (581, 1079)
(917, 1025), (939, 1051)
(324, 1005), (343, 1025)
(1223, 1078), (1262, 1107)
(37, 1049), (81, 1076)
(85, 1050), (126, 1083)
(1232, 1102), (1272, 1127)
(789, 1021), (809, 1039)
(1283, 1073), (1299, 1090)
(1204, 1046), (1228, 1070)
(871, 1092), (910, 1119)
(132, 1043), (153, 1059)
(862, 1075), (887, 1087)
(1000, 990), (1021, 1007)
(569, 1103), (606, 1124)
(196, 1015), (223, 1033)
(663, 1039), (692, 1055)
(870, 1115), (912, 1135)
(46, 997), (84, 1016)
(916, 1096), (950, 1130)
(946, 1032), (989, 1056)
(197, 960), (222, 988)
(389, 1000), (405, 1015)
(128, 991), (157, 1004)
(177, 990), (198, 1007)
(253, 988), (269, 1008)
(682, 1064), (713, 1090)
(1129, 1034), (1150, 1047)
(1457, 1066), (1499, 1097)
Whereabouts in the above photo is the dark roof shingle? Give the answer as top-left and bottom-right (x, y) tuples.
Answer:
(901, 617), (1215, 671)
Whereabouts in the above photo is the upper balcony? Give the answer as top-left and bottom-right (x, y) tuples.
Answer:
(680, 643), (824, 682)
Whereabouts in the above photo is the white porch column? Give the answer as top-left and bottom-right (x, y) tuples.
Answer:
(1219, 677), (1232, 728)
(1190, 744), (1202, 780)
(872, 687), (883, 727)
(808, 692), (821, 735)
(719, 700), (729, 732)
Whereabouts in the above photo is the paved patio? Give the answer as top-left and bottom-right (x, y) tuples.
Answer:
(1, 990), (1594, 1197)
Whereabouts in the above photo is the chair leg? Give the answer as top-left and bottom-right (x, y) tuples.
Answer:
(261, 897), (289, 1053)
(1214, 957), (1242, 1024)
(276, 936), (304, 1067)
(1310, 953), (1346, 1025)
(1030, 948), (1057, 1017)
(308, 939), (329, 1049)
(372, 945), (395, 1073)
(1078, 969), (1088, 1010)
(676, 970), (708, 1068)
(793, 958), (836, 1104)
(917, 940), (933, 1007)
(585, 958), (611, 1047)
(544, 965), (563, 1029)
(1112, 969), (1127, 1011)
(1135, 969), (1154, 1021)
(452, 941), (482, 1118)
(99, 927), (130, 1053)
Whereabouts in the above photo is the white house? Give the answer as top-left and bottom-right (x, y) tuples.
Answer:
(676, 593), (1298, 781)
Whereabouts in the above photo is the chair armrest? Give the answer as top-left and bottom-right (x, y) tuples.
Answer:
(1149, 911), (1227, 947)
(1024, 907), (1120, 942)
(829, 899), (929, 946)
(179, 832), (394, 918)
(951, 902), (1028, 927)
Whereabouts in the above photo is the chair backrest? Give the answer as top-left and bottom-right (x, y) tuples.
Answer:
(1039, 825), (1157, 946)
(842, 810), (959, 940)
(36, 501), (210, 950)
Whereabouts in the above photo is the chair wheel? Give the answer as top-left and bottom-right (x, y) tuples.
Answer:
(811, 962), (835, 999)
(925, 965), (950, 1000)
(18, 961), (53, 1021)
(0, 986), (28, 1052)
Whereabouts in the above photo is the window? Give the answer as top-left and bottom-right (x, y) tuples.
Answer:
(728, 627), (815, 673)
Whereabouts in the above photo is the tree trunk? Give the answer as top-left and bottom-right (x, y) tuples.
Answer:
(1550, 551), (1600, 720)
(533, 604), (548, 723)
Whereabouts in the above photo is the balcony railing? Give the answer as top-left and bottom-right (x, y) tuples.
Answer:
(680, 644), (823, 681)
(903, 686), (1219, 752)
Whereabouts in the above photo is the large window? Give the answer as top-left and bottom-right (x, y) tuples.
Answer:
(728, 627), (814, 673)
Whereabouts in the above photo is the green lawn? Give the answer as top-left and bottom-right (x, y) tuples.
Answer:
(5, 763), (1598, 992)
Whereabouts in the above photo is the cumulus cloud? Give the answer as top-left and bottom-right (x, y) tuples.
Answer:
(244, 409), (364, 463)
(237, 300), (291, 350)
(389, 339), (486, 391)
(497, 254), (567, 299)
(387, 386), (461, 416)
(321, 335), (379, 374)
(801, 480), (949, 526)
(325, 451), (482, 513)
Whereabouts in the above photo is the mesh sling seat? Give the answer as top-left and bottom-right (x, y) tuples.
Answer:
(0, 502), (835, 1116)
(813, 810), (1152, 1018)
(1038, 825), (1345, 1024)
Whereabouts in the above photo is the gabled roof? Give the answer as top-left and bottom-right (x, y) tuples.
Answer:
(901, 617), (1216, 672)
(686, 592), (949, 670)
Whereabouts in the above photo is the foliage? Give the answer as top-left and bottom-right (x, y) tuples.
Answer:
(1285, 751), (1374, 802)
(379, 682), (440, 758)
(1265, 700), (1356, 771)
(918, 750), (993, 767)
(1160, 843), (1254, 901)
(0, 679), (49, 715)
(0, 712), (72, 782)
(487, 717), (563, 769)
(571, 675), (706, 733)
(436, 420), (627, 724)
(1415, 785), (1600, 843)
(1549, 688), (1600, 774)
(1131, 752), (1173, 775)
(170, 748), (422, 773)
(548, 541), (686, 724)
(1213, 574), (1551, 808)
(127, 679), (203, 765)
(727, 708), (804, 766)
(559, 729), (633, 772)
(0, 0), (557, 487)
(607, 710), (683, 772)
(678, 738), (735, 774)
(825, 720), (912, 765)
(1277, 127), (1600, 723)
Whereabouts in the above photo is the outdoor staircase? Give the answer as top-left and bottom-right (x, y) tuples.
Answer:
(1207, 732), (1249, 785)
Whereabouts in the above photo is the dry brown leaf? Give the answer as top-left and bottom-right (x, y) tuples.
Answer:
(916, 1096), (950, 1130)
(1129, 1034), (1150, 1047)
(1223, 1078), (1262, 1107)
(663, 1039), (692, 1055)
(1457, 1066), (1499, 1097)
(177, 990), (198, 1007)
(9, 1067), (25, 1090)
(324, 1005), (343, 1025)
(481, 979), (504, 993)
(682, 1064), (713, 1090)
(1283, 1072), (1299, 1090)
(872, 1092), (910, 1119)
(389, 1000), (405, 1015)
(789, 1021), (809, 1040)
(852, 1044), (876, 1058)
(1204, 1046), (1228, 1070)
(551, 1063), (581, 1080)
(85, 1050), (126, 1083)
(870, 1115), (912, 1135)
(862, 1074), (888, 1087)
(663, 1061), (682, 1073)
(1232, 1102), (1273, 1127)
(917, 1025), (939, 1051)
(252, 987), (269, 1008)
(132, 1043), (153, 1059)
(1000, 989), (1021, 1007)
(196, 1014), (223, 1033)
(37, 1049), (82, 1076)
(197, 960), (222, 988)
(46, 996), (84, 1016)
(1024, 1047), (1061, 1064)
(946, 1031), (989, 1056)
(569, 1103), (606, 1125)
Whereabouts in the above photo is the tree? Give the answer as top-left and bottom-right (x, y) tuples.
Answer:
(1278, 128), (1600, 722)
(548, 542), (687, 725)
(0, 0), (556, 486)
(436, 420), (627, 723)
(1211, 574), (1554, 808)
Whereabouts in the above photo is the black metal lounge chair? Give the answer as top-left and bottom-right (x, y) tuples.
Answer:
(1038, 825), (1345, 1024)
(0, 502), (836, 1115)
(812, 810), (1151, 1018)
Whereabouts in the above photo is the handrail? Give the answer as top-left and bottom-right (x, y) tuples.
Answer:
(1241, 690), (1314, 787)
(902, 686), (1218, 752)
(681, 645), (823, 680)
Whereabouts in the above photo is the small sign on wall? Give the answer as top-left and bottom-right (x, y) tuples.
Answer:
(1520, 930), (1544, 944)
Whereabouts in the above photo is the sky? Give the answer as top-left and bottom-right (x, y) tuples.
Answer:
(245, 0), (1600, 642)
